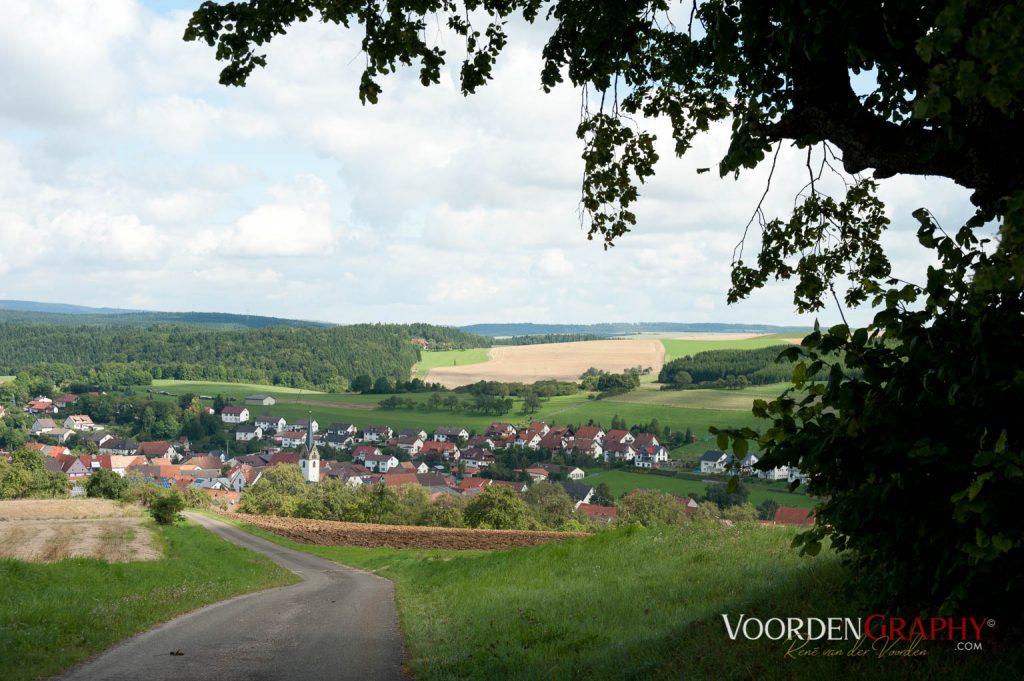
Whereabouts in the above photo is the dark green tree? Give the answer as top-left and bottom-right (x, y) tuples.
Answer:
(464, 485), (534, 530)
(150, 490), (186, 525)
(85, 469), (129, 500)
(186, 0), (1024, 616)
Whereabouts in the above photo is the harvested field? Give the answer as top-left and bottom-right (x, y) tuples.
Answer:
(0, 499), (160, 562)
(424, 339), (665, 389)
(235, 513), (588, 550)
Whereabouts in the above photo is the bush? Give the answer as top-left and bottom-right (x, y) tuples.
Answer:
(183, 487), (212, 509)
(127, 481), (164, 506)
(615, 490), (687, 527)
(419, 495), (466, 527)
(721, 503), (758, 523)
(464, 486), (534, 529)
(150, 490), (186, 525)
(85, 469), (129, 500)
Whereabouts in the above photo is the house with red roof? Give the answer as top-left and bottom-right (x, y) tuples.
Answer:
(220, 406), (250, 424)
(773, 506), (815, 526)
(353, 445), (383, 462)
(54, 393), (80, 410)
(575, 425), (605, 441)
(577, 503), (617, 522)
(135, 441), (176, 459)
(418, 441), (460, 461)
(604, 429), (634, 445)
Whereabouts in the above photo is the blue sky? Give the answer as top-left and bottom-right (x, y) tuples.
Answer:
(0, 0), (975, 326)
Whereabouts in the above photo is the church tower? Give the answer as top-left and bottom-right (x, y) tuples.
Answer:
(299, 418), (320, 483)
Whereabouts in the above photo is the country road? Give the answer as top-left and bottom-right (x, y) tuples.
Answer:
(56, 513), (407, 681)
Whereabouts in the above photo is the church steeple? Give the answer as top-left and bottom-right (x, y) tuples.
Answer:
(299, 411), (319, 483)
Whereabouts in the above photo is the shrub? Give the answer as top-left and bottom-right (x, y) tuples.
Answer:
(183, 487), (212, 509)
(419, 495), (466, 528)
(721, 503), (758, 523)
(85, 469), (129, 500)
(150, 490), (185, 525)
(616, 490), (687, 527)
(464, 485), (534, 530)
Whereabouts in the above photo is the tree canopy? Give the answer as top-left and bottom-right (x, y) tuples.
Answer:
(186, 1), (1024, 615)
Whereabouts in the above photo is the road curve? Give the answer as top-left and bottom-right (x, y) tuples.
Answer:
(57, 512), (406, 681)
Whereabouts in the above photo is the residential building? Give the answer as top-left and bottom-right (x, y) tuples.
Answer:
(220, 406), (250, 424)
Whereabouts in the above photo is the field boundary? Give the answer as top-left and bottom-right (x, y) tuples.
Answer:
(232, 513), (588, 550)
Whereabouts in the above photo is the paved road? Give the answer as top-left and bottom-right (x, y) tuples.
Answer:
(58, 512), (406, 681)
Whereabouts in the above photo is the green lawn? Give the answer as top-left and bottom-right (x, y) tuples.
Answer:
(583, 470), (817, 508)
(412, 348), (491, 379)
(0, 375), (13, 384)
(0, 519), (298, 681)
(227, 520), (1019, 681)
(661, 336), (801, 362)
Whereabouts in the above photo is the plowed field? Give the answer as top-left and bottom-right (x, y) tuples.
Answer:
(235, 513), (588, 550)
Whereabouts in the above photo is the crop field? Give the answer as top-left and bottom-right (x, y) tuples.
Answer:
(424, 339), (666, 388)
(608, 383), (791, 411)
(413, 348), (491, 379)
(582, 470), (816, 508)
(0, 500), (159, 562)
(660, 335), (802, 362)
(235, 513), (587, 550)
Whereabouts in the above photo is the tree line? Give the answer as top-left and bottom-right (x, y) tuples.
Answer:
(0, 322), (489, 390)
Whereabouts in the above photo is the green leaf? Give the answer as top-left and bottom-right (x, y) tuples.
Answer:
(726, 475), (739, 494)
(733, 437), (748, 457)
(804, 540), (822, 556)
(716, 432), (729, 451)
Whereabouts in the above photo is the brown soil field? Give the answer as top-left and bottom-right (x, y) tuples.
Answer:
(425, 339), (665, 389)
(0, 499), (160, 562)
(235, 513), (588, 550)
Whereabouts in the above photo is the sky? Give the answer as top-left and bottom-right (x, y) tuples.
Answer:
(0, 0), (978, 327)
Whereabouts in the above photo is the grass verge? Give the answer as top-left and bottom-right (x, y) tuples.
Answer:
(0, 519), (298, 681)
(223, 517), (1021, 680)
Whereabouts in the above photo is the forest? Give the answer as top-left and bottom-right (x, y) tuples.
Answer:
(0, 322), (489, 390)
(658, 345), (804, 387)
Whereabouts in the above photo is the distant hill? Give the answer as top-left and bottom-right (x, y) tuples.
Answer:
(459, 322), (811, 337)
(0, 300), (328, 330)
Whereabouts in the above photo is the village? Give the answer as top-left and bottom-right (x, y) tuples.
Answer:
(7, 391), (813, 526)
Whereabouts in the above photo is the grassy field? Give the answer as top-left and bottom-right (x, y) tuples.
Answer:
(137, 380), (765, 452)
(661, 336), (800, 362)
(413, 348), (491, 379)
(227, 520), (1020, 681)
(0, 519), (298, 681)
(608, 383), (791, 411)
(583, 470), (817, 508)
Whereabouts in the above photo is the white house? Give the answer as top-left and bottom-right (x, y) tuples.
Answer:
(362, 452), (400, 473)
(30, 418), (57, 434)
(700, 450), (730, 474)
(433, 427), (469, 442)
(254, 415), (287, 432)
(63, 414), (97, 431)
(235, 424), (264, 442)
(220, 406), (250, 424)
(245, 394), (276, 406)
(758, 465), (790, 481)
(289, 418), (319, 434)
(279, 431), (307, 448)
(395, 436), (424, 455)
(361, 425), (393, 442)
(566, 467), (585, 481)
(788, 467), (811, 485)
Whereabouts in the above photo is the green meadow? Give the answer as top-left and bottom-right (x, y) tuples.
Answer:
(0, 376), (14, 384)
(139, 380), (766, 452)
(0, 520), (297, 681)
(227, 520), (1019, 681)
(582, 470), (817, 508)
(412, 348), (491, 379)
(661, 336), (801, 362)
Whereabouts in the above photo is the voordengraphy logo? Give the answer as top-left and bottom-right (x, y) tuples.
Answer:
(721, 614), (994, 659)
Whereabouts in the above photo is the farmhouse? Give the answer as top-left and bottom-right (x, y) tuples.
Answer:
(220, 406), (250, 424)
(245, 394), (276, 406)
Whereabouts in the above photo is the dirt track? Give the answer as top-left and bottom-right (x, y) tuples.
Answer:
(235, 513), (588, 550)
